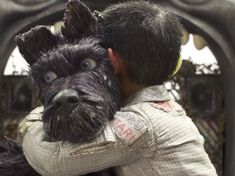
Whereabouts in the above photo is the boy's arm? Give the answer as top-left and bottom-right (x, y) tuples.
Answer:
(18, 108), (144, 176)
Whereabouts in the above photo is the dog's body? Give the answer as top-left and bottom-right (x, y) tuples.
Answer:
(0, 0), (120, 175)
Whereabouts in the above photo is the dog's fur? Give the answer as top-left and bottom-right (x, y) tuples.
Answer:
(0, 0), (120, 175)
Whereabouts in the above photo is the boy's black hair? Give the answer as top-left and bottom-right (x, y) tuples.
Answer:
(101, 1), (182, 85)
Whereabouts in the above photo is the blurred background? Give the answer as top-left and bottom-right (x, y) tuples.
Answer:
(1, 0), (235, 176)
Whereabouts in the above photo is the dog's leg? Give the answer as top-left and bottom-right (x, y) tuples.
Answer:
(0, 136), (40, 176)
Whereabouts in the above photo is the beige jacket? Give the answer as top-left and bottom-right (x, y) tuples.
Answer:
(19, 85), (217, 176)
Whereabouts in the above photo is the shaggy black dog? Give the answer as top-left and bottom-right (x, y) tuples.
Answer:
(0, 0), (120, 175)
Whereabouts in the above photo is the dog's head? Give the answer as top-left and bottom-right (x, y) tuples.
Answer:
(15, 0), (121, 143)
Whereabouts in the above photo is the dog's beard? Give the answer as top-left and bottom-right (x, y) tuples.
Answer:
(42, 99), (113, 143)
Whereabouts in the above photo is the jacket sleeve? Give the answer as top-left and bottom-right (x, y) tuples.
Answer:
(19, 108), (147, 176)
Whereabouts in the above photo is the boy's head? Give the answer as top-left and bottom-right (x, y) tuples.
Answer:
(101, 1), (182, 85)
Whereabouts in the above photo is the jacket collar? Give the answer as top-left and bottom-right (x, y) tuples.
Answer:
(123, 85), (171, 106)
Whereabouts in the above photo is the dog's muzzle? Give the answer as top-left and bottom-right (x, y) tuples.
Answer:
(52, 89), (79, 110)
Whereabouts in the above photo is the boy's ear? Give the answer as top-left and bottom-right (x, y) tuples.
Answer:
(61, 0), (101, 40)
(15, 26), (59, 66)
(108, 48), (125, 75)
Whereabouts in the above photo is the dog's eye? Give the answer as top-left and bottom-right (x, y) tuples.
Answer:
(44, 71), (57, 83)
(81, 58), (97, 70)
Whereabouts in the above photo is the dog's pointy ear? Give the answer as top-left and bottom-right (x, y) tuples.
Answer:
(14, 26), (60, 66)
(61, 0), (101, 40)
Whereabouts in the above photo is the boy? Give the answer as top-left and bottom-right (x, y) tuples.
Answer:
(20, 1), (217, 175)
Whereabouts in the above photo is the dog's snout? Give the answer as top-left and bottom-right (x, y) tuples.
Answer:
(52, 89), (79, 109)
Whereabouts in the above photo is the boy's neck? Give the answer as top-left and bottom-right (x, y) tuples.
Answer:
(119, 74), (146, 99)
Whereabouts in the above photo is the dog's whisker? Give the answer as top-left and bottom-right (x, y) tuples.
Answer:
(43, 104), (56, 112)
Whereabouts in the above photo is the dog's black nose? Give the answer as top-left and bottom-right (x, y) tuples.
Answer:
(52, 89), (79, 109)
